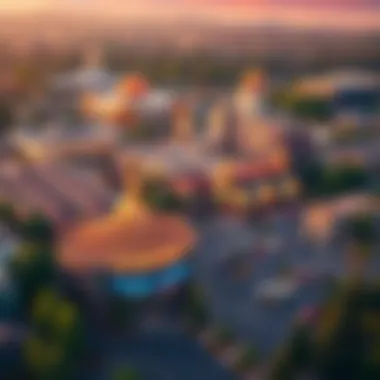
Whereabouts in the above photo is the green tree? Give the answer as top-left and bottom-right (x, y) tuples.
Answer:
(292, 97), (331, 121)
(31, 289), (84, 358)
(106, 296), (135, 331)
(345, 213), (376, 280)
(314, 285), (368, 380)
(23, 334), (71, 380)
(20, 213), (55, 246)
(236, 346), (258, 372)
(0, 201), (20, 233)
(297, 161), (324, 197)
(185, 286), (208, 328)
(25, 289), (85, 379)
(300, 162), (369, 197)
(216, 326), (233, 345)
(271, 89), (331, 121)
(271, 325), (314, 380)
(275, 284), (380, 380)
(144, 179), (183, 212)
(10, 243), (55, 312)
(112, 366), (140, 380)
(31, 288), (60, 338)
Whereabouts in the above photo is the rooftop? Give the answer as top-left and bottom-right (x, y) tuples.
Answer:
(59, 212), (196, 274)
(58, 162), (196, 274)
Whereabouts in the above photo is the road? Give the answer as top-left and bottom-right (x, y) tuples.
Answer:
(103, 331), (237, 380)
(190, 208), (371, 358)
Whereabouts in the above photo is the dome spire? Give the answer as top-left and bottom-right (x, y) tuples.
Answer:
(171, 101), (194, 143)
(114, 158), (149, 219)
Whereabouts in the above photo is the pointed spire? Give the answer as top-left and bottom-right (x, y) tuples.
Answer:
(206, 102), (226, 148)
(84, 45), (104, 69)
(114, 158), (149, 219)
(171, 101), (193, 143)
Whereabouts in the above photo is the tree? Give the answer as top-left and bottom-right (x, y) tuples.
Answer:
(25, 289), (85, 379)
(31, 288), (60, 338)
(270, 89), (331, 122)
(313, 284), (373, 380)
(23, 334), (70, 380)
(297, 161), (324, 197)
(143, 179), (183, 212)
(106, 296), (135, 331)
(0, 202), (20, 233)
(299, 162), (369, 198)
(31, 289), (84, 357)
(292, 97), (331, 121)
(274, 284), (380, 380)
(236, 346), (258, 372)
(344, 213), (376, 280)
(112, 366), (140, 380)
(10, 243), (55, 312)
(184, 286), (208, 328)
(216, 326), (233, 345)
(20, 213), (55, 246)
(271, 325), (314, 380)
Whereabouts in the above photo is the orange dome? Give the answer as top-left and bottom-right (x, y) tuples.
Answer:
(116, 73), (149, 99)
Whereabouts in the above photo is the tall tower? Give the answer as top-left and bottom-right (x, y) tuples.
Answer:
(83, 45), (104, 70)
(234, 68), (267, 122)
(205, 102), (227, 149)
(213, 162), (235, 199)
(205, 100), (240, 155)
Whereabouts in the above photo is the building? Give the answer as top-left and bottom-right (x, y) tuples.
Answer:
(0, 158), (113, 228)
(294, 70), (380, 118)
(11, 124), (116, 162)
(80, 73), (175, 130)
(117, 69), (300, 214)
(58, 160), (197, 299)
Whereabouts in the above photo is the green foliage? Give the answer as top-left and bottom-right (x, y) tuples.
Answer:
(185, 286), (208, 328)
(112, 366), (140, 380)
(106, 296), (135, 330)
(271, 325), (314, 380)
(270, 90), (294, 110)
(20, 213), (55, 246)
(216, 327), (233, 344)
(143, 179), (183, 212)
(31, 289), (84, 356)
(23, 334), (72, 380)
(0, 201), (20, 233)
(10, 243), (55, 311)
(2, 206), (86, 379)
(299, 161), (369, 197)
(25, 289), (85, 380)
(237, 346), (258, 371)
(345, 213), (376, 246)
(291, 97), (331, 121)
(270, 353), (295, 380)
(271, 90), (331, 121)
(272, 284), (380, 380)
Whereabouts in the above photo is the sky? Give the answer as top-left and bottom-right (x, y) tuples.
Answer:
(1, 0), (380, 30)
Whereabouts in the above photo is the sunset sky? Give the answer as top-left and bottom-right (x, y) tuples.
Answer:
(1, 0), (380, 30)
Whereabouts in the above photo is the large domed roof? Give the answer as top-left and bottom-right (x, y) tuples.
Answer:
(58, 159), (196, 274)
